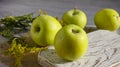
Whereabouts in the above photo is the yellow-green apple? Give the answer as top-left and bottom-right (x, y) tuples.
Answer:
(62, 8), (87, 28)
(94, 8), (120, 31)
(30, 14), (62, 46)
(54, 24), (88, 61)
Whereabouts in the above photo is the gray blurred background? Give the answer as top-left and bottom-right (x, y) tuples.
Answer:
(0, 0), (120, 25)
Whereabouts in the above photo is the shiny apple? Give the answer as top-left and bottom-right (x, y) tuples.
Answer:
(62, 8), (87, 28)
(54, 24), (88, 61)
(94, 8), (120, 31)
(30, 14), (62, 46)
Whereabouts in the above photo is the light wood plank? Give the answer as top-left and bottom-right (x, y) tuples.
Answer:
(38, 30), (120, 67)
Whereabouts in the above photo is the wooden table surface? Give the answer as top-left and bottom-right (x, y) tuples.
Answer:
(38, 30), (120, 67)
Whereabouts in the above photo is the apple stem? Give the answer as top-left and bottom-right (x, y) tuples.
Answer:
(39, 9), (43, 15)
(39, 9), (48, 15)
(73, 7), (78, 15)
(72, 29), (79, 34)
(74, 6), (77, 10)
(43, 11), (48, 15)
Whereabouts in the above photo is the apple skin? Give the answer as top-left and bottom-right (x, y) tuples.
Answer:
(30, 14), (62, 46)
(62, 9), (87, 28)
(54, 24), (88, 61)
(94, 8), (120, 31)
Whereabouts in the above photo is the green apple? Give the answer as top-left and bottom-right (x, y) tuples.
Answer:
(62, 8), (87, 28)
(30, 14), (62, 46)
(54, 24), (88, 61)
(94, 8), (120, 31)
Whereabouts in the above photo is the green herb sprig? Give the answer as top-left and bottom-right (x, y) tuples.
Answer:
(4, 37), (47, 67)
(0, 13), (36, 38)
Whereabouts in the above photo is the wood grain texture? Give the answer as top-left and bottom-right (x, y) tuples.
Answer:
(38, 30), (120, 67)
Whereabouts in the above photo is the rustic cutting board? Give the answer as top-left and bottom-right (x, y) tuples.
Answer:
(38, 30), (120, 67)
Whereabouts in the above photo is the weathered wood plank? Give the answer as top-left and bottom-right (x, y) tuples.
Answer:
(38, 30), (120, 67)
